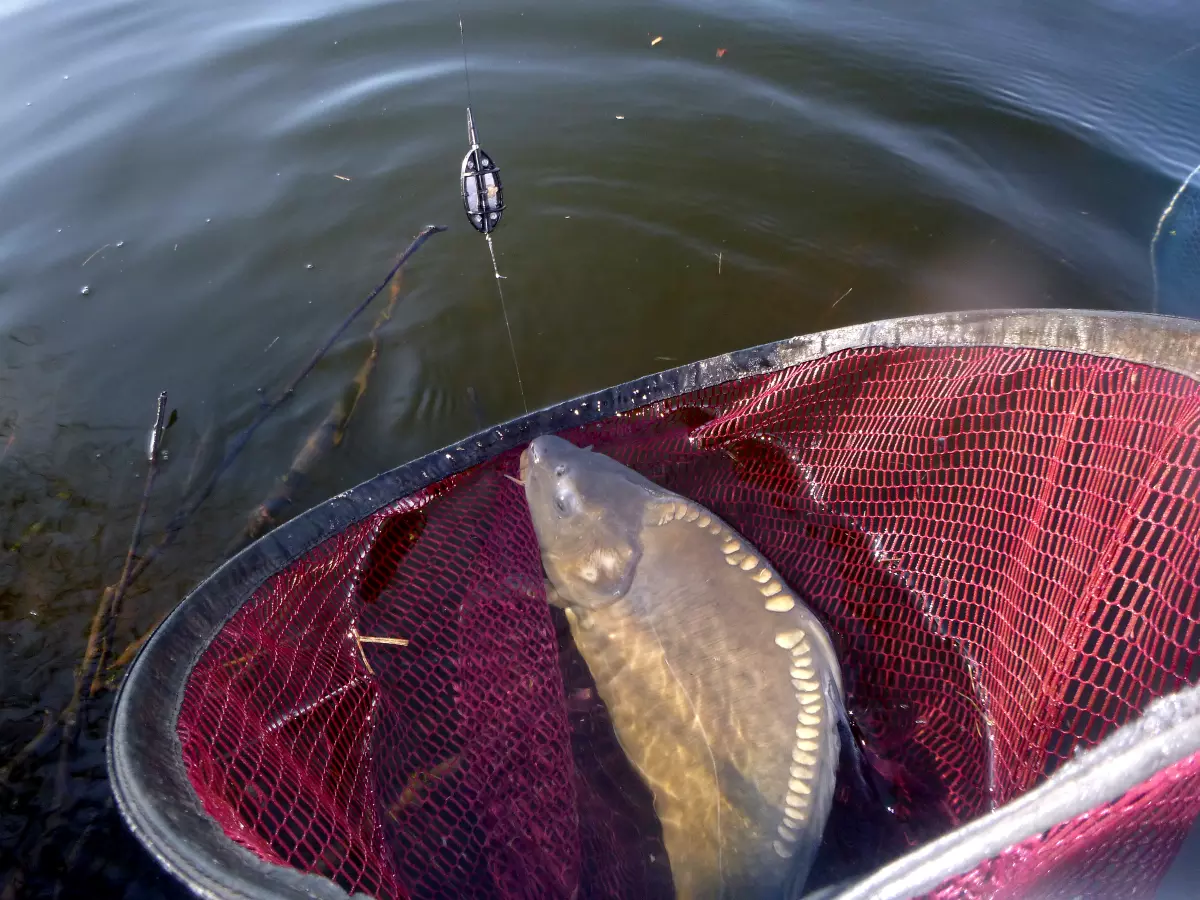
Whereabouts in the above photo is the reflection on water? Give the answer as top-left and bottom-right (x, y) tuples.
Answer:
(2, 0), (1200, 895)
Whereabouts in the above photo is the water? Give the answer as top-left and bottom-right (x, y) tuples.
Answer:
(2, 0), (1199, 896)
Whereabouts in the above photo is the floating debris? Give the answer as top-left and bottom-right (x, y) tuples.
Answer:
(334, 174), (351, 181)
(305, 263), (314, 270)
(82, 244), (111, 266)
(80, 285), (91, 296)
(651, 36), (663, 46)
(716, 48), (727, 58)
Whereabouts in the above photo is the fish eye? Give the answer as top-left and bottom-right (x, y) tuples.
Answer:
(554, 464), (567, 477)
(553, 485), (576, 514)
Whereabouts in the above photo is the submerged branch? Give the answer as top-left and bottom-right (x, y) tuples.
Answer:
(92, 391), (168, 691)
(231, 263), (406, 551)
(100, 610), (169, 688)
(55, 392), (167, 808)
(125, 224), (446, 592)
(0, 710), (57, 786)
(1, 224), (447, 792)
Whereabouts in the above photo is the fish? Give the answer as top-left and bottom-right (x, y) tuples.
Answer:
(520, 435), (850, 899)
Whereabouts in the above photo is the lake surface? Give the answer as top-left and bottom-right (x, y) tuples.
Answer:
(2, 0), (1200, 896)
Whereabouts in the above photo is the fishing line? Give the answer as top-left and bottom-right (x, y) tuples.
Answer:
(456, 4), (528, 413)
(457, 14), (474, 106)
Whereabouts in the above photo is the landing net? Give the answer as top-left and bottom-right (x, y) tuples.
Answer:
(170, 332), (1200, 899)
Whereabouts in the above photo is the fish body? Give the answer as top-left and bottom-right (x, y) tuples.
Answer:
(520, 436), (848, 899)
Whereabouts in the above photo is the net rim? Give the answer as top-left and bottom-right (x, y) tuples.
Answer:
(820, 680), (1200, 900)
(107, 308), (1200, 899)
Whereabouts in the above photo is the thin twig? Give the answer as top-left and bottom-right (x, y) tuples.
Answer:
(279, 227), (445, 412)
(54, 393), (166, 807)
(98, 610), (169, 690)
(231, 262), (406, 550)
(98, 226), (445, 596)
(130, 225), (446, 586)
(353, 631), (409, 679)
(348, 625), (376, 676)
(93, 391), (168, 687)
(0, 709), (57, 786)
(386, 755), (460, 819)
(81, 244), (112, 267)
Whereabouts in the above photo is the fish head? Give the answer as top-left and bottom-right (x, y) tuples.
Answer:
(520, 435), (653, 610)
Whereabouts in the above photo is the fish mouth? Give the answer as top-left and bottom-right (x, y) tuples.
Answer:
(519, 446), (532, 485)
(521, 436), (556, 485)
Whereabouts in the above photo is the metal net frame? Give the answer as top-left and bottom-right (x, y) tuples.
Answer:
(109, 310), (1200, 900)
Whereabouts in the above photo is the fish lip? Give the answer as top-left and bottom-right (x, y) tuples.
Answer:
(519, 447), (532, 485)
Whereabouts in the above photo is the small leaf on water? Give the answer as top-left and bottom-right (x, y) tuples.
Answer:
(651, 36), (663, 46)
(167, 409), (178, 429)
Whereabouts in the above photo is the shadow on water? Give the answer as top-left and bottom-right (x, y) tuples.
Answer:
(2, 0), (1200, 896)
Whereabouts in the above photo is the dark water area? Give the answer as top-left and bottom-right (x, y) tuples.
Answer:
(2, 0), (1200, 896)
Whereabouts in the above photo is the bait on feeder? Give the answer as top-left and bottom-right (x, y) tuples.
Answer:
(457, 13), (527, 412)
(461, 107), (504, 236)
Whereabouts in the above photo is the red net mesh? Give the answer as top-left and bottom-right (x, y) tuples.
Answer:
(177, 345), (1200, 899)
(928, 749), (1200, 900)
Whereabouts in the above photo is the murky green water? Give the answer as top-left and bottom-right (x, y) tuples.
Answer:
(2, 0), (1200, 896)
